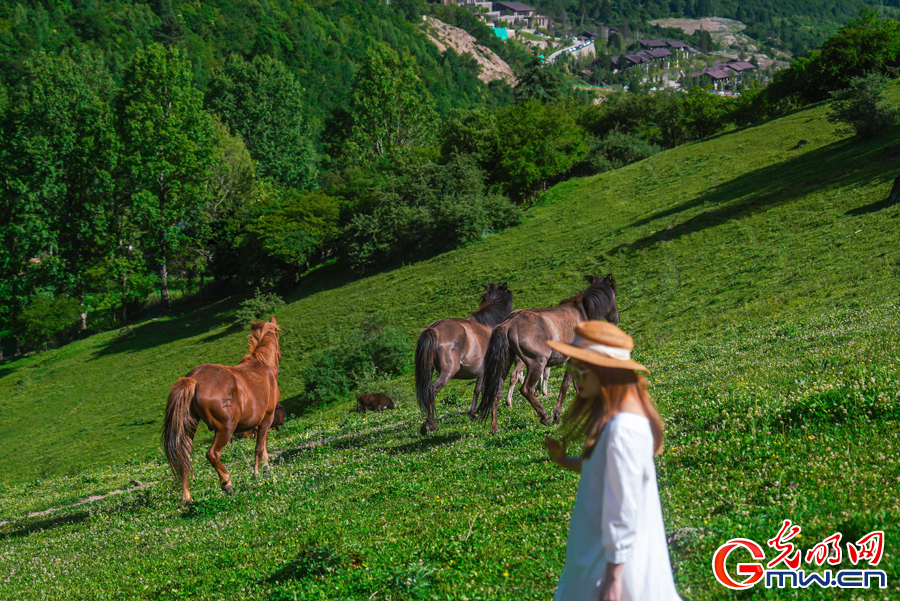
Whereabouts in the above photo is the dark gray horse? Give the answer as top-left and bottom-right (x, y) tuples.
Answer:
(415, 283), (513, 435)
(477, 275), (620, 435)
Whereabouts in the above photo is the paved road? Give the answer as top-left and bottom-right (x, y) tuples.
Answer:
(547, 39), (594, 63)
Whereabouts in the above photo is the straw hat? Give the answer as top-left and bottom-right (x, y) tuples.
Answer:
(547, 321), (648, 372)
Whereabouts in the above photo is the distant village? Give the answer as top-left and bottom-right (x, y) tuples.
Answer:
(428, 0), (766, 92)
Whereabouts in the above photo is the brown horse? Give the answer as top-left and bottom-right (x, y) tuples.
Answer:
(477, 275), (619, 434)
(162, 317), (282, 503)
(415, 283), (513, 435)
(239, 403), (286, 439)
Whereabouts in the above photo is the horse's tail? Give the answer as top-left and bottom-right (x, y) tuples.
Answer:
(415, 328), (438, 413)
(477, 324), (512, 418)
(162, 377), (198, 493)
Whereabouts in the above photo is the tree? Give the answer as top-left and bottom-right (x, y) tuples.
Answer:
(608, 32), (623, 51)
(699, 29), (712, 53)
(767, 10), (900, 106)
(681, 87), (732, 140)
(598, 0), (612, 23)
(514, 57), (566, 104)
(696, 0), (712, 17)
(440, 107), (501, 168)
(116, 44), (215, 311)
(1, 48), (120, 330)
(206, 54), (316, 189)
(246, 185), (341, 275)
(827, 72), (898, 138)
(17, 293), (82, 347)
(342, 155), (519, 272)
(497, 100), (588, 199)
(348, 43), (438, 161)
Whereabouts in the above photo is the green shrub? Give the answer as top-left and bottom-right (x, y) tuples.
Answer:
(342, 155), (520, 272)
(300, 323), (411, 406)
(586, 128), (663, 174)
(827, 72), (898, 138)
(17, 293), (82, 347)
(233, 289), (284, 325)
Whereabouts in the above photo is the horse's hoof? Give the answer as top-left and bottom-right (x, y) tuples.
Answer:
(490, 427), (498, 436)
(222, 483), (234, 495)
(540, 417), (551, 426)
(467, 411), (477, 421)
(552, 410), (561, 424)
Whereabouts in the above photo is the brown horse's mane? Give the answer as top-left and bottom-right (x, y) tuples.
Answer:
(559, 274), (617, 320)
(242, 322), (281, 369)
(471, 284), (513, 327)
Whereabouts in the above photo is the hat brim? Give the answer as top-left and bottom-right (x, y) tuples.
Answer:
(547, 340), (649, 373)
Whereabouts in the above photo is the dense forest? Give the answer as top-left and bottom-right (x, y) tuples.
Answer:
(0, 0), (528, 127)
(1, 1), (899, 353)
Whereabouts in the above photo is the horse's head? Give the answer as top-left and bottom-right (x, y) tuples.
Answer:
(248, 316), (281, 374)
(474, 282), (514, 326)
(582, 274), (619, 325)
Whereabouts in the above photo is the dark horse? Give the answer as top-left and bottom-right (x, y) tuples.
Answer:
(163, 317), (281, 504)
(415, 283), (513, 435)
(477, 275), (619, 435)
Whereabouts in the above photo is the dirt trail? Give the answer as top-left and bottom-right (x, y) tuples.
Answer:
(424, 17), (517, 86)
(0, 480), (158, 527)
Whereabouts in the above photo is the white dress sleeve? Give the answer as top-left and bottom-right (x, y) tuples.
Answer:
(600, 424), (644, 564)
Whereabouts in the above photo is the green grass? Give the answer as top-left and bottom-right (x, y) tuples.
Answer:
(1, 91), (900, 599)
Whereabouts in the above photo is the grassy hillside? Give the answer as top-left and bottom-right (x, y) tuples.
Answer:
(1, 92), (899, 599)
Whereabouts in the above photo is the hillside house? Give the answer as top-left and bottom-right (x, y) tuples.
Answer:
(493, 1), (547, 26)
(645, 47), (673, 67)
(690, 60), (756, 90)
(639, 39), (668, 49)
(665, 40), (692, 57)
(611, 48), (672, 72)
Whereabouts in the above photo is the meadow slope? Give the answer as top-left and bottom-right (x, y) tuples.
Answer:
(0, 94), (899, 600)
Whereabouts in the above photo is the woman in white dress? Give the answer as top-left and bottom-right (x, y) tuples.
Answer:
(542, 321), (682, 601)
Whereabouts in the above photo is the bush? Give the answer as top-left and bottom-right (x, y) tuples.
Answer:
(827, 72), (898, 138)
(585, 128), (663, 174)
(300, 323), (411, 406)
(342, 155), (520, 272)
(17, 294), (81, 347)
(234, 289), (284, 325)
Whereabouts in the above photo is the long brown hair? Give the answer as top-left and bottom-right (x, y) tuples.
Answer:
(558, 362), (664, 457)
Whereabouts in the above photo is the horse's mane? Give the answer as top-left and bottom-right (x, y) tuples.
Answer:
(242, 321), (281, 369)
(471, 284), (513, 327)
(560, 274), (617, 320)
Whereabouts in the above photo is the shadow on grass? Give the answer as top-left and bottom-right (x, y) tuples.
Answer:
(614, 136), (898, 254)
(265, 546), (346, 585)
(278, 394), (317, 420)
(845, 196), (899, 216)
(390, 432), (467, 454)
(90, 296), (241, 360)
(0, 511), (89, 540)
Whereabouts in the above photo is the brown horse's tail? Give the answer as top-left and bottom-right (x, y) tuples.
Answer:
(477, 323), (511, 419)
(162, 377), (198, 491)
(415, 328), (438, 414)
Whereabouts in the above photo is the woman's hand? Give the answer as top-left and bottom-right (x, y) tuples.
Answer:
(599, 563), (624, 601)
(541, 437), (582, 473)
(541, 436), (568, 463)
